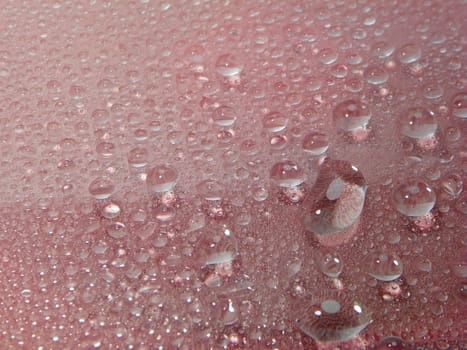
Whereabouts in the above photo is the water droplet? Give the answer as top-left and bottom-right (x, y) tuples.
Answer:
(253, 186), (268, 202)
(422, 82), (444, 99)
(88, 177), (115, 199)
(333, 100), (371, 132)
(297, 290), (372, 342)
(196, 179), (224, 201)
(302, 132), (329, 156)
(102, 202), (121, 219)
(106, 222), (128, 239)
(364, 65), (389, 85)
(317, 251), (343, 278)
(318, 48), (338, 65)
(371, 41), (395, 58)
(270, 161), (305, 188)
(127, 147), (149, 168)
(397, 43), (421, 64)
(364, 251), (403, 281)
(400, 107), (437, 139)
(215, 53), (243, 77)
(376, 336), (409, 350)
(146, 165), (178, 194)
(303, 158), (367, 235)
(96, 142), (116, 157)
(440, 173), (463, 198)
(452, 92), (467, 118)
(212, 106), (237, 127)
(392, 180), (436, 217)
(263, 111), (288, 133)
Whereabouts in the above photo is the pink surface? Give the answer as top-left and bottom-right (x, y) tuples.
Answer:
(0, 1), (466, 349)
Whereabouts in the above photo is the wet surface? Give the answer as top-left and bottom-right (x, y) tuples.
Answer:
(0, 0), (466, 349)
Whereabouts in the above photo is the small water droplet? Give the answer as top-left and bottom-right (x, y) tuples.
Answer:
(127, 147), (149, 168)
(441, 173), (463, 198)
(333, 100), (371, 132)
(397, 43), (421, 64)
(400, 107), (437, 139)
(215, 53), (243, 77)
(270, 161), (305, 188)
(317, 251), (343, 278)
(371, 41), (395, 58)
(88, 177), (115, 199)
(364, 65), (389, 85)
(302, 132), (329, 156)
(376, 336), (409, 350)
(452, 92), (467, 118)
(102, 202), (121, 219)
(365, 251), (403, 281)
(392, 180), (436, 217)
(106, 222), (128, 239)
(212, 106), (237, 127)
(263, 111), (288, 133)
(146, 165), (178, 193)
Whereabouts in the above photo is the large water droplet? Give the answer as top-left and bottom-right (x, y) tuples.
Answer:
(400, 107), (437, 139)
(146, 165), (178, 194)
(303, 158), (367, 235)
(302, 132), (329, 156)
(452, 92), (467, 118)
(297, 290), (372, 342)
(333, 100), (371, 132)
(215, 53), (243, 77)
(269, 161), (305, 188)
(364, 251), (403, 281)
(392, 180), (436, 217)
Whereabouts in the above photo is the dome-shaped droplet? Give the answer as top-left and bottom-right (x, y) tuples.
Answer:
(371, 41), (395, 58)
(397, 43), (421, 64)
(317, 251), (344, 278)
(333, 100), (371, 132)
(270, 161), (305, 188)
(392, 180), (436, 217)
(106, 222), (128, 239)
(196, 179), (224, 201)
(127, 147), (149, 168)
(263, 112), (288, 133)
(452, 92), (467, 119)
(146, 165), (178, 194)
(302, 132), (329, 156)
(364, 65), (389, 85)
(364, 251), (403, 281)
(303, 158), (367, 235)
(215, 53), (243, 77)
(102, 202), (121, 219)
(297, 290), (372, 342)
(440, 173), (463, 198)
(376, 336), (409, 350)
(88, 177), (115, 199)
(212, 106), (237, 127)
(400, 107), (437, 139)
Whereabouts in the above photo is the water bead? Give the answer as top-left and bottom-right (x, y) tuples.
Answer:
(146, 165), (178, 194)
(452, 92), (467, 118)
(269, 161), (305, 188)
(333, 100), (372, 132)
(400, 107), (437, 139)
(302, 132), (329, 156)
(88, 177), (115, 199)
(392, 180), (436, 217)
(303, 158), (367, 235)
(364, 251), (404, 281)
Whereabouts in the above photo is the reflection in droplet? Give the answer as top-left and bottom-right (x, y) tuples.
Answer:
(400, 107), (437, 139)
(302, 132), (329, 156)
(365, 251), (403, 281)
(392, 180), (436, 217)
(263, 111), (288, 133)
(297, 290), (372, 342)
(397, 43), (421, 64)
(215, 53), (243, 77)
(212, 106), (237, 127)
(452, 92), (467, 118)
(333, 100), (372, 132)
(88, 177), (115, 199)
(303, 158), (367, 236)
(270, 161), (305, 188)
(146, 165), (178, 194)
